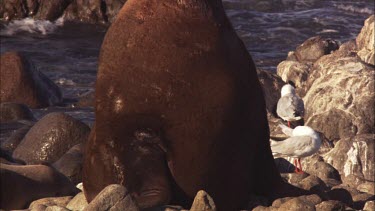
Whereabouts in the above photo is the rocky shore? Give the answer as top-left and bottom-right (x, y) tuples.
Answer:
(0, 6), (374, 211)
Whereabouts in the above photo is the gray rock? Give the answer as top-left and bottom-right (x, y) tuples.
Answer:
(257, 69), (285, 115)
(315, 200), (345, 211)
(190, 190), (217, 211)
(0, 0), (27, 21)
(1, 164), (79, 210)
(276, 60), (311, 89)
(0, 102), (35, 122)
(66, 192), (88, 211)
(295, 36), (339, 63)
(0, 52), (62, 108)
(357, 182), (375, 195)
(76, 90), (95, 107)
(13, 112), (90, 164)
(1, 124), (33, 155)
(45, 206), (70, 211)
(300, 155), (341, 187)
(277, 197), (315, 211)
(356, 15), (374, 65)
(53, 144), (83, 185)
(363, 200), (375, 211)
(29, 196), (73, 209)
(323, 134), (374, 187)
(298, 175), (328, 193)
(326, 188), (353, 207)
(104, 0), (126, 22)
(83, 184), (139, 211)
(280, 172), (309, 186)
(302, 46), (374, 140)
(63, 0), (106, 24)
(35, 0), (71, 21)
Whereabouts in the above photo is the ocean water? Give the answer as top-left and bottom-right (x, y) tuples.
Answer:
(0, 0), (373, 126)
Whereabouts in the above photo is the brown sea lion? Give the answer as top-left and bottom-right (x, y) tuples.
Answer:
(0, 163), (79, 210)
(83, 0), (306, 210)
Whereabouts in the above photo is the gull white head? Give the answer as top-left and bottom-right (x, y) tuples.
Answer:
(281, 84), (296, 96)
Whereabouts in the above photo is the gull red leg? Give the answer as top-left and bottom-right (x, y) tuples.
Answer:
(288, 121), (291, 128)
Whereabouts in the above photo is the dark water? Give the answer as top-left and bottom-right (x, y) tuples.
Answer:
(0, 0), (374, 126)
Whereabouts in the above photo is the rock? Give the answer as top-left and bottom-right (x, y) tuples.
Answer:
(300, 155), (341, 187)
(323, 134), (374, 187)
(277, 197), (315, 211)
(352, 191), (374, 210)
(280, 172), (309, 186)
(0, 102), (35, 122)
(66, 192), (88, 211)
(302, 43), (374, 140)
(1, 124), (33, 154)
(357, 182), (375, 195)
(295, 36), (339, 63)
(63, 0), (106, 23)
(83, 184), (139, 211)
(271, 197), (293, 208)
(45, 206), (70, 211)
(315, 200), (345, 211)
(363, 200), (375, 211)
(76, 183), (84, 191)
(0, 52), (62, 108)
(190, 190), (217, 211)
(298, 175), (328, 193)
(26, 0), (39, 16)
(144, 205), (186, 211)
(0, 163), (79, 210)
(252, 205), (277, 211)
(257, 69), (284, 115)
(12, 112), (90, 164)
(29, 196), (73, 210)
(35, 0), (71, 21)
(53, 144), (83, 184)
(76, 90), (95, 107)
(276, 60), (311, 89)
(326, 188), (353, 207)
(356, 15), (374, 65)
(104, 0), (126, 22)
(0, 0), (27, 21)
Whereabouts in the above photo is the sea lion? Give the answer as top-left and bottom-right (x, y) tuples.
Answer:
(83, 0), (305, 210)
(0, 163), (79, 210)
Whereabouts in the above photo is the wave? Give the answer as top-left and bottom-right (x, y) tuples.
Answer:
(0, 17), (64, 36)
(333, 4), (374, 15)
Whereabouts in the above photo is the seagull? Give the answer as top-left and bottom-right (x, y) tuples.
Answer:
(271, 124), (322, 174)
(277, 84), (304, 127)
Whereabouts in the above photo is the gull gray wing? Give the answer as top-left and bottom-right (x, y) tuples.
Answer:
(271, 136), (313, 157)
(276, 94), (304, 120)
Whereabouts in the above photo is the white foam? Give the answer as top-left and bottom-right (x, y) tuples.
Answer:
(334, 4), (373, 15)
(0, 17), (64, 36)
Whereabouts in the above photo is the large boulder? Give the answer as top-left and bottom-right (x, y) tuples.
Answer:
(302, 43), (374, 140)
(356, 15), (374, 65)
(0, 163), (79, 210)
(53, 144), (84, 184)
(12, 112), (90, 164)
(323, 134), (374, 192)
(0, 52), (62, 108)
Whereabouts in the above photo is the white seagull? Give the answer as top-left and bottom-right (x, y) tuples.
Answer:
(271, 124), (322, 174)
(277, 84), (304, 127)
